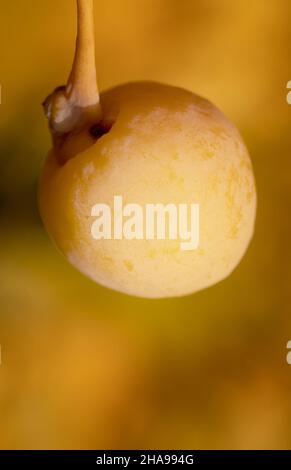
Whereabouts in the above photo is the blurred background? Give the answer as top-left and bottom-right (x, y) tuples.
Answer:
(0, 0), (291, 449)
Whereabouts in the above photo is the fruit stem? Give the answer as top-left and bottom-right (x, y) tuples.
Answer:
(67, 0), (100, 110)
(43, 0), (102, 134)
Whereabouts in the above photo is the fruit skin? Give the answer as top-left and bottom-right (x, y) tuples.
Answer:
(39, 81), (256, 298)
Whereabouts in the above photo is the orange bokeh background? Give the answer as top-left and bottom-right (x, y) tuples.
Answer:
(0, 0), (291, 449)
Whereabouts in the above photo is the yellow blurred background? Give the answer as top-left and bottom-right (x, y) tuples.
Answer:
(0, 0), (291, 449)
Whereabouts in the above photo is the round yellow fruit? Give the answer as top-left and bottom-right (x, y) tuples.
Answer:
(39, 81), (256, 298)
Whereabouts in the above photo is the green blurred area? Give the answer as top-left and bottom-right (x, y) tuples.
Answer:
(0, 0), (291, 449)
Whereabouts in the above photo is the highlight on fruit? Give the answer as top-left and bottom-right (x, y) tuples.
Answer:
(38, 0), (257, 298)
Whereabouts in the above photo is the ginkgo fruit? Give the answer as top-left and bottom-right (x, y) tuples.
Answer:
(39, 0), (256, 298)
